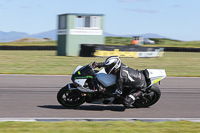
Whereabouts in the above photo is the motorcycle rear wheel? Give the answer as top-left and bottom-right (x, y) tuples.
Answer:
(57, 84), (86, 107)
(133, 84), (161, 108)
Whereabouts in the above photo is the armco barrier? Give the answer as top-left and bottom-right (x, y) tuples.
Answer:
(164, 47), (200, 52)
(80, 44), (200, 57)
(79, 44), (96, 57)
(0, 46), (56, 50)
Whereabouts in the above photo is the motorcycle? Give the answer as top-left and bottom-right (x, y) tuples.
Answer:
(57, 63), (166, 108)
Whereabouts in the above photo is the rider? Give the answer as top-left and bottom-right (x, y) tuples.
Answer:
(92, 56), (147, 107)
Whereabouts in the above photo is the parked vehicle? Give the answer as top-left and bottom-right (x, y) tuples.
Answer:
(132, 36), (155, 45)
(143, 38), (155, 44)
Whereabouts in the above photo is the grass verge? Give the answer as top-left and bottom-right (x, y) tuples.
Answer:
(105, 37), (200, 48)
(0, 41), (56, 46)
(1, 37), (200, 48)
(0, 121), (200, 133)
(0, 51), (200, 77)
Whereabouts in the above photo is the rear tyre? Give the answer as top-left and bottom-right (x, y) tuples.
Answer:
(133, 84), (161, 108)
(57, 84), (86, 107)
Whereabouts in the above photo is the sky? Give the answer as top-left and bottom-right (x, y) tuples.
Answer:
(0, 0), (199, 41)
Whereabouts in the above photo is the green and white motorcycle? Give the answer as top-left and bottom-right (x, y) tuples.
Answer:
(57, 64), (166, 108)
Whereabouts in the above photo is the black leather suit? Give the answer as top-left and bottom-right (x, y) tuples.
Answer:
(116, 63), (147, 93)
(94, 62), (147, 94)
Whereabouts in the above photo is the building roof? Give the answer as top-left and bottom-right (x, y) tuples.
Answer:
(58, 13), (104, 16)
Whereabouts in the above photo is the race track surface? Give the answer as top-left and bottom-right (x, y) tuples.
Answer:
(0, 75), (200, 118)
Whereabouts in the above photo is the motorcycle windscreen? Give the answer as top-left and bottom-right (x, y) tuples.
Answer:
(73, 66), (83, 74)
(96, 73), (116, 87)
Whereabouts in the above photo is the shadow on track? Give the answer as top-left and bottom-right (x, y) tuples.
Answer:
(38, 105), (127, 112)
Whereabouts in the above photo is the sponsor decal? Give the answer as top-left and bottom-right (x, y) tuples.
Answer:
(78, 71), (81, 75)
(94, 49), (164, 58)
(70, 29), (103, 35)
(58, 29), (103, 35)
(153, 77), (162, 84)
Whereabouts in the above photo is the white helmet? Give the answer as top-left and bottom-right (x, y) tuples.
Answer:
(104, 56), (121, 74)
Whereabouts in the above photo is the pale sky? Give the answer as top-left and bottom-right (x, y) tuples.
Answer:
(0, 0), (199, 41)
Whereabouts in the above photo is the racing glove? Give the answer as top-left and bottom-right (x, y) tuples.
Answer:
(92, 62), (104, 68)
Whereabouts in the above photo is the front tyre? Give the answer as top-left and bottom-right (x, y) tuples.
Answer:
(133, 84), (161, 108)
(57, 84), (86, 107)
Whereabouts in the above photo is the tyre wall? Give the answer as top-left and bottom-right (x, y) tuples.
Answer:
(0, 46), (56, 50)
(79, 44), (164, 58)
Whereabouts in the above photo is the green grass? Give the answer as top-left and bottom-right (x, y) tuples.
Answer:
(106, 37), (132, 45)
(0, 41), (56, 46)
(0, 51), (200, 77)
(0, 121), (200, 132)
(105, 37), (200, 48)
(1, 37), (200, 48)
(145, 38), (200, 48)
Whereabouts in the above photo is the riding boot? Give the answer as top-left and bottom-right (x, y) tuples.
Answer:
(123, 91), (143, 107)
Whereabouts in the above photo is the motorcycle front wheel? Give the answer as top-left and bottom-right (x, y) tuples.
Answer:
(133, 84), (161, 108)
(57, 84), (86, 107)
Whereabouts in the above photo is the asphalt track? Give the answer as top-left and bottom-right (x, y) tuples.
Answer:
(0, 75), (200, 120)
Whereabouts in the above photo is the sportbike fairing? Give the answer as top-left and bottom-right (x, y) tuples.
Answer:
(146, 69), (166, 86)
(72, 65), (117, 89)
(96, 73), (116, 87)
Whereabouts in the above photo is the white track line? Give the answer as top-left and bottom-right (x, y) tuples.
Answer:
(0, 118), (200, 122)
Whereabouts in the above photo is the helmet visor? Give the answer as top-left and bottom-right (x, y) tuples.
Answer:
(105, 63), (115, 74)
